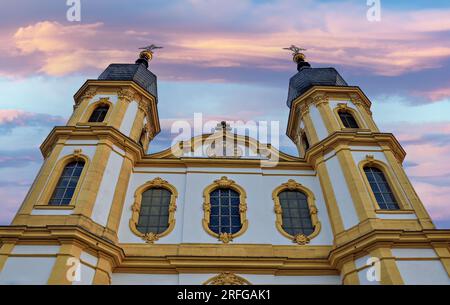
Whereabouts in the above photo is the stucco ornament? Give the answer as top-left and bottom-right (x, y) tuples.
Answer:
(204, 272), (251, 285)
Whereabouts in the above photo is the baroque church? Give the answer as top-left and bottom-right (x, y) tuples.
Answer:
(0, 48), (450, 285)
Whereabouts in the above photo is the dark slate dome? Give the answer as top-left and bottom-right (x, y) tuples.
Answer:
(98, 55), (158, 102)
(286, 60), (348, 108)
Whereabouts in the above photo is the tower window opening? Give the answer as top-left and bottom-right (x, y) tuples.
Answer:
(88, 104), (109, 123)
(364, 166), (400, 210)
(49, 160), (85, 206)
(338, 110), (359, 128)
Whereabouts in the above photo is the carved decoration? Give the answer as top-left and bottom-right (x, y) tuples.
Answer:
(202, 176), (248, 243)
(118, 88), (136, 103)
(204, 272), (251, 285)
(272, 180), (321, 245)
(73, 149), (83, 160)
(293, 234), (310, 245)
(129, 177), (178, 244)
(313, 94), (329, 107)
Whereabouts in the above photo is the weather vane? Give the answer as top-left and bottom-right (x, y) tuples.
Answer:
(283, 45), (306, 55)
(283, 45), (307, 64)
(139, 44), (163, 52)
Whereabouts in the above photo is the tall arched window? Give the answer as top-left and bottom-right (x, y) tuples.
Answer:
(272, 180), (321, 245)
(130, 178), (178, 243)
(338, 110), (359, 128)
(364, 166), (400, 210)
(88, 104), (109, 122)
(49, 160), (85, 206)
(203, 177), (248, 243)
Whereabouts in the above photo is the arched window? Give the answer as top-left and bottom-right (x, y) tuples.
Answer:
(88, 104), (109, 122)
(136, 188), (171, 234)
(130, 178), (178, 243)
(278, 190), (314, 236)
(364, 166), (399, 210)
(49, 160), (85, 206)
(203, 176), (248, 243)
(338, 110), (359, 128)
(209, 188), (241, 235)
(272, 180), (321, 245)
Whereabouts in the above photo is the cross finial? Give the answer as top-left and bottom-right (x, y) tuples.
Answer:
(215, 121), (232, 132)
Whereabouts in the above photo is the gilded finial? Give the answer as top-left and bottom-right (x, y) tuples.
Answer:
(283, 45), (307, 64)
(135, 44), (162, 68)
(138, 44), (163, 63)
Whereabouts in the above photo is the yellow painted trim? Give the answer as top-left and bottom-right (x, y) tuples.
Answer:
(369, 247), (404, 285)
(314, 156), (345, 235)
(202, 176), (248, 243)
(74, 142), (112, 217)
(36, 150), (90, 207)
(106, 155), (134, 234)
(13, 141), (66, 218)
(0, 242), (16, 273)
(335, 148), (376, 220)
(340, 259), (360, 285)
(272, 179), (321, 245)
(129, 177), (178, 243)
(47, 242), (84, 285)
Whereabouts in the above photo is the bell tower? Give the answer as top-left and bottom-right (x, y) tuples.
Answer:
(285, 47), (437, 284)
(0, 49), (161, 284)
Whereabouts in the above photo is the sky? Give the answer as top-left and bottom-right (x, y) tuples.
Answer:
(0, 0), (449, 228)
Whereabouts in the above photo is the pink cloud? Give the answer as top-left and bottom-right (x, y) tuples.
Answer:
(1, 2), (450, 78)
(384, 121), (450, 223)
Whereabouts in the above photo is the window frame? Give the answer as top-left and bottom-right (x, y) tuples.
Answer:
(359, 156), (411, 212)
(333, 103), (366, 130)
(202, 176), (248, 243)
(272, 180), (321, 245)
(130, 177), (178, 243)
(36, 149), (89, 209)
(80, 97), (113, 125)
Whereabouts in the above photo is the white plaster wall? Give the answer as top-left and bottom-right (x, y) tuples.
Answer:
(309, 105), (328, 141)
(392, 248), (437, 258)
(72, 263), (96, 285)
(120, 100), (138, 137)
(117, 169), (334, 246)
(12, 245), (60, 255)
(0, 257), (56, 284)
(111, 273), (341, 285)
(396, 260), (450, 285)
(324, 154), (359, 230)
(91, 150), (124, 227)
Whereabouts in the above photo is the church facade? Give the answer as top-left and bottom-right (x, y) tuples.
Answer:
(1, 49), (450, 285)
